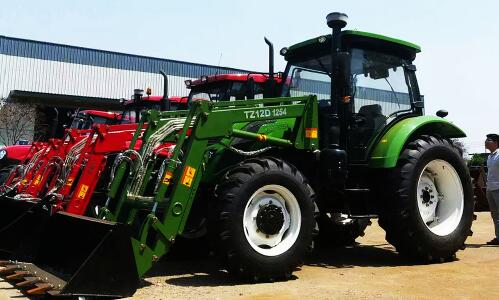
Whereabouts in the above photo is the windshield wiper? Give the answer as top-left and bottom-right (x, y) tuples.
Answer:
(384, 78), (401, 108)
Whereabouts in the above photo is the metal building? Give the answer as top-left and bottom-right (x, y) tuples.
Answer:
(0, 35), (250, 143)
(0, 35), (250, 101)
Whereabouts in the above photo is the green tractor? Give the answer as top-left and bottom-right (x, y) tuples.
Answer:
(0, 12), (473, 297)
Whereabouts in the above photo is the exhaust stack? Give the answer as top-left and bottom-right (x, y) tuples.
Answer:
(159, 70), (170, 111)
(264, 37), (274, 79)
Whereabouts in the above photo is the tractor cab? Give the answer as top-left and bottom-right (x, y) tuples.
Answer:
(69, 110), (121, 130)
(121, 92), (164, 124)
(121, 70), (187, 123)
(280, 15), (422, 162)
(120, 94), (188, 123)
(185, 38), (282, 104)
(185, 73), (282, 103)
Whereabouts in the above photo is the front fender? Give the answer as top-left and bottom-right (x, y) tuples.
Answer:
(369, 116), (466, 168)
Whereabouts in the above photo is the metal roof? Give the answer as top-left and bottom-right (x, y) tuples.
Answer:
(0, 35), (251, 78)
(7, 90), (123, 110)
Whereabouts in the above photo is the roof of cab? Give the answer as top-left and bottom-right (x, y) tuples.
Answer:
(80, 110), (120, 119)
(284, 30), (421, 61)
(188, 73), (281, 88)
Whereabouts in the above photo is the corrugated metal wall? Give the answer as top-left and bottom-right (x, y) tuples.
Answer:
(0, 35), (251, 100)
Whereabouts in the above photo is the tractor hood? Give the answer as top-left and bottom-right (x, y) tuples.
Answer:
(0, 144), (32, 161)
(283, 30), (421, 62)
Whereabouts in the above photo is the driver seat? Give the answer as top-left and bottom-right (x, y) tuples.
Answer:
(350, 104), (387, 154)
(357, 104), (386, 134)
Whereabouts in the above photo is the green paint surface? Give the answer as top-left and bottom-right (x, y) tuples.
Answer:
(369, 116), (466, 168)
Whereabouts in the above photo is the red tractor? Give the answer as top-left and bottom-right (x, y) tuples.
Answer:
(185, 73), (281, 101)
(0, 71), (182, 228)
(1, 88), (174, 196)
(0, 70), (280, 233)
(59, 73), (279, 217)
(0, 109), (122, 183)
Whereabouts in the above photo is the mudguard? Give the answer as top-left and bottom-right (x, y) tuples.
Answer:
(369, 116), (466, 168)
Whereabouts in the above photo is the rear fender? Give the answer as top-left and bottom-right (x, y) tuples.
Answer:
(368, 116), (466, 168)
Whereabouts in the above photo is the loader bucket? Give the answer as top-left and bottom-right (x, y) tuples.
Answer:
(0, 212), (139, 297)
(0, 196), (39, 235)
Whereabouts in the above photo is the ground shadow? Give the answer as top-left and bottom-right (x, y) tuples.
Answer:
(145, 255), (242, 287)
(306, 243), (423, 269)
(143, 241), (439, 288)
(143, 240), (302, 287)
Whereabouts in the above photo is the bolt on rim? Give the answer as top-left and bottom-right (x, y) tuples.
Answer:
(417, 159), (464, 236)
(243, 184), (301, 256)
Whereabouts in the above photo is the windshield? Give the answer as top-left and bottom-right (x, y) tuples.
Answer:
(282, 48), (415, 119)
(120, 102), (162, 124)
(70, 114), (113, 129)
(281, 63), (331, 105)
(350, 48), (412, 120)
(188, 81), (265, 103)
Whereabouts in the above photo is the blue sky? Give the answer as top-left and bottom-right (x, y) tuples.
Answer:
(0, 0), (498, 152)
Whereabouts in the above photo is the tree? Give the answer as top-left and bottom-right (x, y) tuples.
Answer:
(0, 99), (36, 146)
(451, 138), (468, 158)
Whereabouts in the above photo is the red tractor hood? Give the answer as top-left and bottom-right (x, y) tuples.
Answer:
(0, 144), (33, 161)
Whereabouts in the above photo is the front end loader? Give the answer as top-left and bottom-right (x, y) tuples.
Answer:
(0, 71), (175, 228)
(0, 12), (474, 298)
(0, 130), (93, 233)
(0, 95), (319, 296)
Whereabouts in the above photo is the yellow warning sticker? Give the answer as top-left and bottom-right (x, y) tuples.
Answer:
(77, 184), (89, 200)
(162, 171), (173, 185)
(181, 166), (196, 187)
(305, 128), (318, 139)
(33, 175), (42, 186)
(66, 178), (74, 187)
(256, 134), (268, 142)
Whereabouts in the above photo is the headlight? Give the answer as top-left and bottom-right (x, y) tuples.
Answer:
(0, 149), (6, 160)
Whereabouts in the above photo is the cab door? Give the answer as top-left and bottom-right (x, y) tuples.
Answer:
(346, 49), (413, 162)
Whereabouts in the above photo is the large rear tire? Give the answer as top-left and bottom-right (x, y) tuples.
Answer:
(379, 135), (474, 262)
(214, 157), (315, 281)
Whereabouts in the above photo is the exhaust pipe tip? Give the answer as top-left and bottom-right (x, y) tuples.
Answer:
(264, 37), (274, 79)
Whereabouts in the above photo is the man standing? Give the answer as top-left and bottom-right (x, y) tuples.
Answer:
(485, 133), (499, 245)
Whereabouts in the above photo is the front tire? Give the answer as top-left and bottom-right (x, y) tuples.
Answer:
(215, 157), (315, 281)
(379, 135), (474, 262)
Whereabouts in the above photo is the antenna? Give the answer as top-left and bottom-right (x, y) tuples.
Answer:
(215, 52), (223, 75)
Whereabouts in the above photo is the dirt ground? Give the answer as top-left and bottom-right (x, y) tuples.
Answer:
(1, 212), (498, 299)
(129, 212), (499, 300)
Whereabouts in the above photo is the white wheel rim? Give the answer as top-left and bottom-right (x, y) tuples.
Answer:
(416, 159), (464, 236)
(243, 184), (301, 256)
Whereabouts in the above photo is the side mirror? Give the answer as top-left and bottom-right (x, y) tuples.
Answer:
(369, 68), (389, 80)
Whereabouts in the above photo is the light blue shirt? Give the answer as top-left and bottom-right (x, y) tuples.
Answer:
(487, 149), (499, 191)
